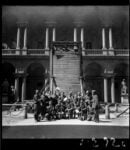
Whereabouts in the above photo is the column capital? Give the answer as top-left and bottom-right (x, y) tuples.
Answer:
(16, 22), (28, 28)
(108, 25), (113, 28)
(73, 21), (84, 27)
(44, 21), (56, 27)
(15, 73), (28, 78)
(103, 73), (116, 78)
(101, 24), (109, 28)
(14, 73), (22, 78)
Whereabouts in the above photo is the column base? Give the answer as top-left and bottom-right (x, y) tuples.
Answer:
(105, 104), (110, 119)
(82, 48), (85, 56)
(23, 47), (27, 50)
(45, 48), (49, 55)
(102, 48), (107, 55)
(115, 103), (119, 112)
(109, 48), (114, 56)
(22, 50), (27, 55)
(15, 50), (20, 55)
(16, 47), (20, 50)
(121, 95), (129, 105)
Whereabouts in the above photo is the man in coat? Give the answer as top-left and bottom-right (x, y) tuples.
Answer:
(92, 90), (99, 122)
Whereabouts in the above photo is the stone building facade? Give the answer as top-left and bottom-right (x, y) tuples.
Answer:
(2, 6), (129, 103)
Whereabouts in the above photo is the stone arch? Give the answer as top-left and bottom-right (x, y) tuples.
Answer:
(24, 61), (46, 73)
(26, 62), (45, 99)
(114, 63), (129, 103)
(83, 62), (104, 101)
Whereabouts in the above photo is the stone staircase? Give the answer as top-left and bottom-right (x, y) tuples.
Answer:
(53, 52), (81, 94)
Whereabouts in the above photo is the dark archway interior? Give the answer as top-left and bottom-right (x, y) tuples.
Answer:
(2, 63), (15, 103)
(83, 63), (103, 102)
(26, 63), (45, 99)
(2, 63), (15, 87)
(114, 63), (129, 103)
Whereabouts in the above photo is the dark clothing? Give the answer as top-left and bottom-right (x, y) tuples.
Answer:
(46, 104), (55, 120)
(66, 103), (74, 119)
(33, 93), (41, 121)
(79, 102), (87, 120)
(92, 94), (99, 122)
(40, 95), (47, 119)
(87, 105), (95, 121)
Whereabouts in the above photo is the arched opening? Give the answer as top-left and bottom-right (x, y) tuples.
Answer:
(114, 63), (129, 103)
(83, 63), (103, 102)
(2, 63), (15, 103)
(26, 63), (45, 99)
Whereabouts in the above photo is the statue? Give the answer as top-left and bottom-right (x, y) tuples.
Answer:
(121, 79), (128, 95)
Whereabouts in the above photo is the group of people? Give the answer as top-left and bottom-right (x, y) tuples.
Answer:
(33, 88), (99, 123)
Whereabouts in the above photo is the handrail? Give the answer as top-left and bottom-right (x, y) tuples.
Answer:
(82, 49), (129, 56)
(2, 49), (129, 56)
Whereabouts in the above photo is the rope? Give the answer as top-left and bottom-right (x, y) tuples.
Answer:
(116, 106), (129, 118)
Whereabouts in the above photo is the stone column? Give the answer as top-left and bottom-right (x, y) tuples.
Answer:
(16, 27), (20, 49)
(45, 27), (49, 49)
(102, 28), (107, 55)
(109, 28), (113, 49)
(111, 77), (115, 104)
(21, 76), (26, 101)
(23, 27), (27, 49)
(74, 27), (77, 42)
(104, 77), (108, 103)
(74, 27), (77, 50)
(14, 76), (19, 101)
(102, 28), (106, 49)
(81, 27), (85, 50)
(52, 27), (56, 42)
(105, 104), (110, 119)
(109, 27), (114, 55)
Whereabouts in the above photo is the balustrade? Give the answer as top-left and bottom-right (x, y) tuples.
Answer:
(2, 48), (129, 56)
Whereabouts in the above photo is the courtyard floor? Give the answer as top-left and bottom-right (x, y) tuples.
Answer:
(2, 105), (129, 138)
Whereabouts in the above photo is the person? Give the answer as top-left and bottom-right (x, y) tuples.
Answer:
(74, 101), (80, 119)
(40, 91), (47, 120)
(87, 100), (95, 121)
(10, 85), (15, 103)
(85, 90), (92, 104)
(92, 90), (99, 122)
(46, 100), (55, 121)
(121, 79), (128, 95)
(33, 89), (41, 122)
(55, 101), (61, 119)
(79, 100), (87, 121)
(65, 101), (73, 119)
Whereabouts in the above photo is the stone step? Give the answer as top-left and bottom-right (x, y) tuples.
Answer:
(53, 53), (80, 92)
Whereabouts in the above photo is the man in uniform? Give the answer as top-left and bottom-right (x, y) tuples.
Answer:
(79, 99), (87, 120)
(87, 100), (95, 121)
(92, 90), (99, 122)
(46, 100), (55, 121)
(33, 89), (41, 122)
(65, 100), (73, 119)
(40, 91), (47, 120)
